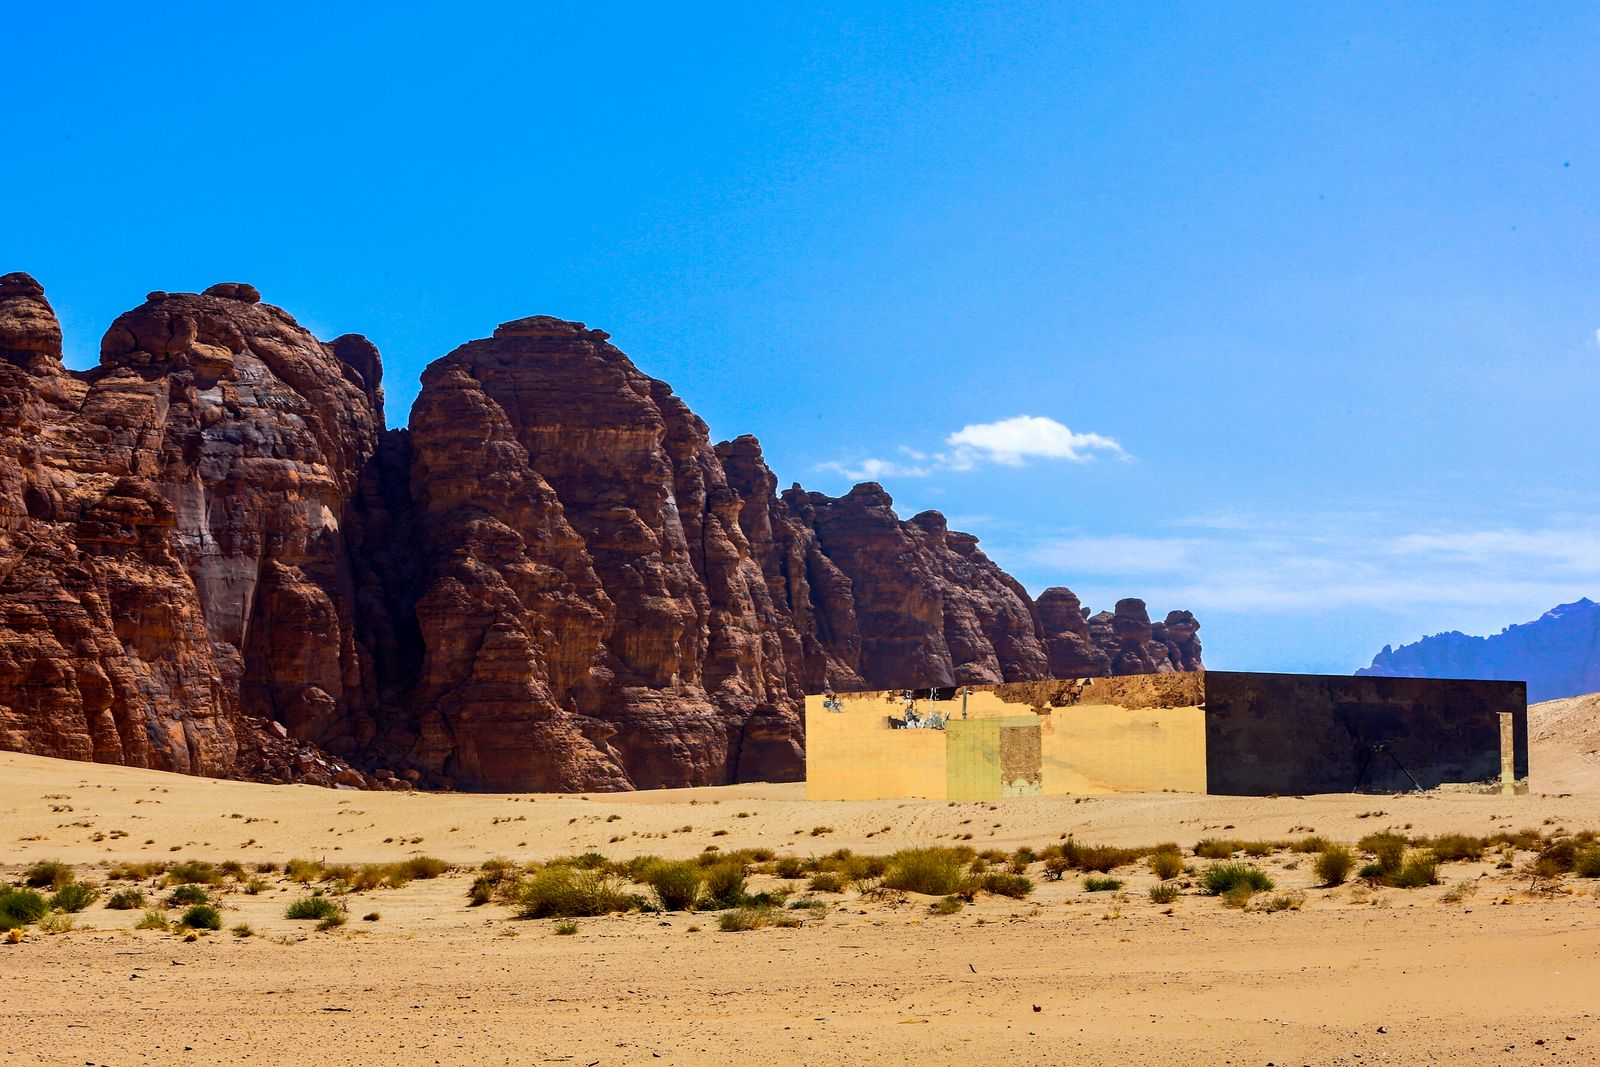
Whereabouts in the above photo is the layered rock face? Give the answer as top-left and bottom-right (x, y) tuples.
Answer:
(0, 275), (1202, 791)
(0, 276), (384, 785)
(1359, 599), (1600, 703)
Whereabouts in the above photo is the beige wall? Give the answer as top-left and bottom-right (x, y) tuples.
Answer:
(804, 691), (948, 801)
(804, 682), (1208, 801)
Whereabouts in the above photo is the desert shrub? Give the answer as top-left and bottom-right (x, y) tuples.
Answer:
(701, 861), (748, 908)
(1194, 838), (1237, 860)
(348, 865), (397, 892)
(979, 873), (1033, 899)
(1535, 840), (1580, 877)
(554, 920), (579, 935)
(1, 889), (49, 927)
(1200, 863), (1274, 896)
(1488, 827), (1544, 852)
(773, 856), (806, 880)
(242, 877), (269, 895)
(106, 888), (147, 910)
(254, 861), (279, 875)
(1043, 856), (1072, 881)
(643, 860), (703, 911)
(1356, 862), (1385, 880)
(1148, 883), (1179, 904)
(107, 861), (166, 882)
(23, 860), (74, 890)
(1291, 836), (1330, 854)
(165, 861), (223, 886)
(1083, 876), (1122, 893)
(1314, 845), (1354, 886)
(1238, 840), (1284, 858)
(717, 907), (772, 932)
(1148, 850), (1184, 881)
(1389, 852), (1439, 889)
(286, 895), (344, 922)
(1359, 834), (1406, 876)
(1076, 844), (1140, 873)
(468, 875), (497, 907)
(516, 867), (629, 919)
(166, 885), (210, 907)
(1221, 884), (1255, 908)
(180, 904), (223, 931)
(554, 852), (611, 870)
(1575, 849), (1600, 878)
(1426, 834), (1486, 863)
(39, 911), (75, 934)
(806, 871), (843, 893)
(218, 860), (247, 880)
(284, 858), (324, 883)
(1259, 892), (1304, 913)
(929, 895), (963, 915)
(882, 848), (967, 896)
(135, 909), (169, 930)
(398, 856), (450, 880)
(49, 882), (99, 913)
(1439, 881), (1477, 903)
(231, 924), (255, 938)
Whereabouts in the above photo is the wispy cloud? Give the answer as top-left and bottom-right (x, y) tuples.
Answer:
(1021, 513), (1600, 621)
(816, 415), (1125, 482)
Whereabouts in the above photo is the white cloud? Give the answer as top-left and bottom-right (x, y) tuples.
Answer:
(945, 415), (1126, 466)
(816, 414), (1124, 482)
(1020, 513), (1600, 621)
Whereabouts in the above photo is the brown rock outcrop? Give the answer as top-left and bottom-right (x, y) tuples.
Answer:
(0, 276), (1202, 791)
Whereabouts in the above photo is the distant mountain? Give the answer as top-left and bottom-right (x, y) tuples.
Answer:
(1358, 598), (1600, 703)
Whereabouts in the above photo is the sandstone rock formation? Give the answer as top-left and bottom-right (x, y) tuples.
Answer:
(1359, 598), (1600, 703)
(0, 274), (1203, 791)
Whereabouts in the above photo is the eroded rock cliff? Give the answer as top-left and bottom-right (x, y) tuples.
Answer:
(0, 276), (1202, 790)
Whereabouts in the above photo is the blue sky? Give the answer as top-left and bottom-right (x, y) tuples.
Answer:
(9, 3), (1600, 673)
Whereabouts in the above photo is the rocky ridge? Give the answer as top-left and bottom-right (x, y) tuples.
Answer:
(1359, 598), (1600, 704)
(0, 275), (1202, 791)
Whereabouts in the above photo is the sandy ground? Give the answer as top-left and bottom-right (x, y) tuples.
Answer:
(2, 697), (1598, 1067)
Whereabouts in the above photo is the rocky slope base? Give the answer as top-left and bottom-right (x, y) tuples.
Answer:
(1359, 598), (1600, 703)
(0, 274), (1200, 791)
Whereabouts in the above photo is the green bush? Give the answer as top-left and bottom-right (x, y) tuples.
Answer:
(166, 885), (210, 907)
(286, 895), (344, 922)
(516, 867), (629, 919)
(643, 860), (703, 911)
(806, 871), (843, 893)
(1575, 849), (1600, 878)
(554, 920), (579, 935)
(1074, 844), (1140, 873)
(882, 848), (968, 896)
(701, 862), (748, 908)
(0, 889), (50, 926)
(397, 856), (450, 880)
(1360, 834), (1406, 877)
(1083, 876), (1123, 893)
(717, 907), (772, 932)
(1148, 883), (1179, 904)
(1148, 850), (1184, 880)
(106, 888), (147, 910)
(165, 861), (224, 886)
(1388, 851), (1439, 889)
(23, 860), (75, 890)
(773, 857), (806, 880)
(929, 895), (963, 915)
(978, 872), (1033, 899)
(1193, 838), (1237, 860)
(1200, 863), (1274, 896)
(135, 909), (168, 931)
(1426, 834), (1486, 862)
(49, 882), (99, 913)
(1314, 844), (1354, 886)
(180, 904), (223, 931)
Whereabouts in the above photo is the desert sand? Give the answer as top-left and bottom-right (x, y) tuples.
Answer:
(1, 697), (1597, 1066)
